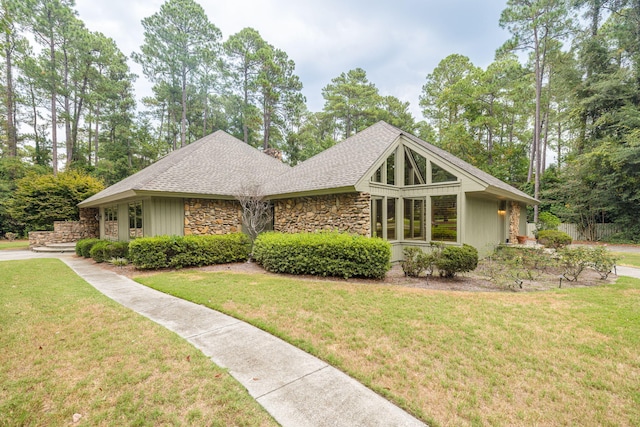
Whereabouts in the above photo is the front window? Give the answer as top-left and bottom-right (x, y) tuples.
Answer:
(387, 198), (396, 240)
(432, 163), (457, 183)
(128, 201), (143, 239)
(431, 195), (457, 242)
(372, 198), (383, 237)
(104, 206), (118, 241)
(371, 197), (397, 240)
(386, 152), (396, 185)
(404, 148), (426, 185)
(404, 198), (425, 240)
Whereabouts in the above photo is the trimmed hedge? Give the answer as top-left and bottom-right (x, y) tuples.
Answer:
(538, 230), (572, 249)
(252, 231), (391, 279)
(76, 238), (101, 258)
(128, 233), (251, 270)
(89, 240), (129, 263)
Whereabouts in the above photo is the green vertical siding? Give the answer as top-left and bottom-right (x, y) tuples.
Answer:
(465, 195), (500, 256)
(149, 198), (184, 237)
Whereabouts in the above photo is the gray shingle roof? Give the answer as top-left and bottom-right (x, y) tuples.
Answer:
(80, 131), (291, 206)
(263, 121), (535, 202)
(261, 122), (400, 195)
(80, 122), (535, 207)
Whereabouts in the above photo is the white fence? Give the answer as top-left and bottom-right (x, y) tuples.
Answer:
(527, 223), (622, 241)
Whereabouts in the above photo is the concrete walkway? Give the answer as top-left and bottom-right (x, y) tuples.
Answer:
(0, 250), (425, 427)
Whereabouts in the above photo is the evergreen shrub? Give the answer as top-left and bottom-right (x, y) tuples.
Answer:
(129, 233), (251, 270)
(76, 238), (101, 258)
(538, 230), (572, 249)
(90, 240), (129, 263)
(252, 231), (391, 279)
(435, 244), (479, 278)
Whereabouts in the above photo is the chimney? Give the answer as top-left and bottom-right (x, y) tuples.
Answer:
(263, 147), (283, 161)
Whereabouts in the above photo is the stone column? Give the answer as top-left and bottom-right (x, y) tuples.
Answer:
(509, 201), (520, 243)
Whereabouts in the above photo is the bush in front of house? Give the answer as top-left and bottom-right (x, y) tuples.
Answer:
(435, 244), (479, 278)
(89, 240), (129, 263)
(128, 233), (251, 270)
(252, 231), (391, 279)
(401, 244), (443, 277)
(76, 238), (101, 258)
(537, 230), (572, 249)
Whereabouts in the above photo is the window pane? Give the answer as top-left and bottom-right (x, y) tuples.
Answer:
(129, 201), (143, 239)
(404, 198), (425, 240)
(371, 166), (382, 183)
(432, 163), (457, 183)
(372, 199), (383, 237)
(386, 153), (395, 185)
(404, 148), (426, 185)
(431, 195), (457, 241)
(387, 198), (396, 240)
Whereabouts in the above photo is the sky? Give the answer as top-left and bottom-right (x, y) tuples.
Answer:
(74, 0), (513, 119)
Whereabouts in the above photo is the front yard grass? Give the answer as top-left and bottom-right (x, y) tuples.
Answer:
(0, 259), (277, 427)
(138, 270), (640, 426)
(613, 251), (640, 268)
(0, 239), (29, 250)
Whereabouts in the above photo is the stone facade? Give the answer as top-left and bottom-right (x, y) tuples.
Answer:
(274, 193), (371, 236)
(184, 199), (243, 235)
(29, 208), (99, 247)
(509, 201), (521, 243)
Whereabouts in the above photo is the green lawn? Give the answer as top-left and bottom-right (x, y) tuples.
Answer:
(138, 270), (640, 427)
(0, 259), (277, 427)
(613, 251), (640, 268)
(0, 239), (29, 250)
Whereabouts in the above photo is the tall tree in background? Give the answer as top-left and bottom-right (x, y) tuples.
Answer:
(133, 0), (221, 148)
(499, 0), (573, 221)
(256, 46), (304, 150)
(223, 27), (266, 145)
(322, 68), (380, 140)
(0, 0), (21, 157)
(21, 0), (77, 175)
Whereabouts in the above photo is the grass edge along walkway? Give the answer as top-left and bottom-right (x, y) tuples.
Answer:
(0, 258), (277, 427)
(137, 270), (640, 427)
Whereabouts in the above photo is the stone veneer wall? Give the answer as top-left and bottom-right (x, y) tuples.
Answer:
(509, 201), (521, 243)
(184, 199), (243, 235)
(29, 208), (99, 247)
(274, 193), (371, 236)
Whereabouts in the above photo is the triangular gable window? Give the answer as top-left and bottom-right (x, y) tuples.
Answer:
(431, 162), (457, 183)
(404, 147), (426, 186)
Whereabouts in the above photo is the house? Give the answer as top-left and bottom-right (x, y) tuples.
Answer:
(78, 121), (536, 261)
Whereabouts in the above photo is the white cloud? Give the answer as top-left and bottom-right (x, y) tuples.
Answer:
(75, 0), (512, 120)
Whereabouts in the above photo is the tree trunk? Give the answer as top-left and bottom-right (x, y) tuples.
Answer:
(94, 103), (100, 166)
(181, 71), (187, 147)
(63, 47), (72, 166)
(50, 36), (58, 175)
(4, 29), (16, 157)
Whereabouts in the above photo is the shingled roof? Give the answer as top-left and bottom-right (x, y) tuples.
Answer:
(263, 121), (536, 203)
(80, 122), (535, 208)
(79, 130), (291, 207)
(261, 121), (400, 196)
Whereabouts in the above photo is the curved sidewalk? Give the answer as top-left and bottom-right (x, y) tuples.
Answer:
(0, 251), (425, 427)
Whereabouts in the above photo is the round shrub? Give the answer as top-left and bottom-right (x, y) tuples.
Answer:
(538, 230), (572, 249)
(89, 240), (110, 263)
(435, 244), (478, 278)
(76, 238), (101, 258)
